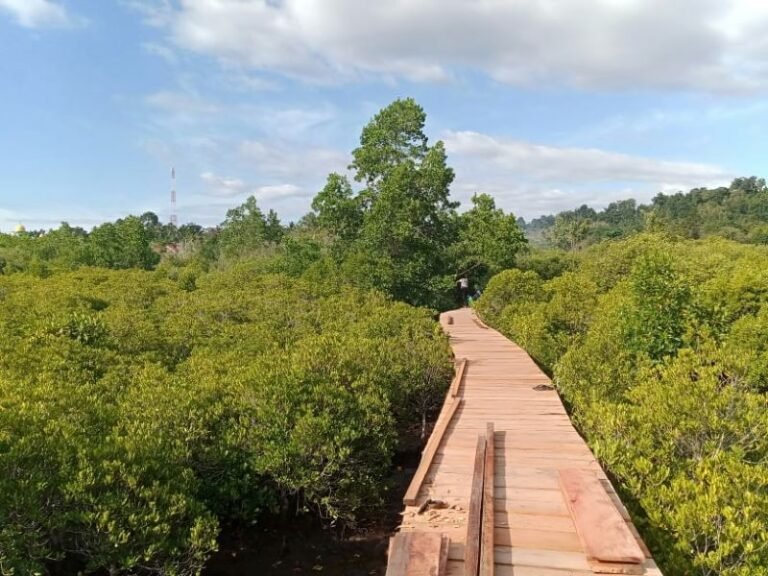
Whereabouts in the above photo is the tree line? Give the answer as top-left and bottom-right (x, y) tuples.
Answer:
(0, 99), (527, 311)
(523, 176), (768, 250)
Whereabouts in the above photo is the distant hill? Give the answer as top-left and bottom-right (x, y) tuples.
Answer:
(521, 176), (768, 249)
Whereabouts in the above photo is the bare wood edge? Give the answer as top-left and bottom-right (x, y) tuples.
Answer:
(599, 478), (653, 559)
(465, 434), (487, 576)
(385, 532), (412, 576)
(439, 535), (450, 576)
(559, 469), (645, 566)
(471, 311), (490, 329)
(480, 423), (495, 576)
(403, 398), (464, 506)
(450, 358), (468, 398)
(588, 559), (646, 575)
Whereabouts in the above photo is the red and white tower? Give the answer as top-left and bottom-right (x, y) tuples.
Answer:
(170, 167), (178, 226)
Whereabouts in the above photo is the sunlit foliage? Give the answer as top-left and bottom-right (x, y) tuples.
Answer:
(479, 235), (768, 575)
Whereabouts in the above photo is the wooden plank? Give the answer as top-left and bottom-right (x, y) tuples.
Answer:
(465, 434), (486, 576)
(404, 398), (464, 506)
(588, 559), (645, 574)
(450, 565), (591, 576)
(559, 470), (644, 565)
(407, 532), (444, 576)
(439, 535), (451, 576)
(451, 359), (468, 398)
(480, 423), (495, 576)
(495, 512), (575, 533)
(386, 532), (413, 576)
(494, 547), (590, 570)
(495, 527), (581, 551)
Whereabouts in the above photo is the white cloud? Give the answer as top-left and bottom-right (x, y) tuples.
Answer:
(142, 42), (178, 65)
(239, 140), (348, 180)
(0, 0), (73, 28)
(254, 183), (305, 201)
(133, 0), (768, 92)
(444, 130), (728, 184)
(199, 172), (310, 202)
(0, 205), (114, 232)
(200, 171), (248, 197)
(121, 0), (173, 27)
(145, 90), (219, 114)
(443, 130), (731, 217)
(221, 71), (279, 92)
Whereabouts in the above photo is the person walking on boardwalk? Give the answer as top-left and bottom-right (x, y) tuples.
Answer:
(457, 276), (470, 306)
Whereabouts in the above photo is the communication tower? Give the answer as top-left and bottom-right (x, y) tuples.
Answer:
(170, 167), (178, 226)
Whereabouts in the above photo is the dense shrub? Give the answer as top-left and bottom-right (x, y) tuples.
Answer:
(0, 267), (452, 574)
(478, 234), (768, 575)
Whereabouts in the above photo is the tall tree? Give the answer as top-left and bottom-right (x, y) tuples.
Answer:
(344, 98), (458, 307)
(545, 215), (591, 251)
(311, 173), (362, 243)
(89, 216), (159, 269)
(218, 196), (268, 258)
(452, 193), (527, 284)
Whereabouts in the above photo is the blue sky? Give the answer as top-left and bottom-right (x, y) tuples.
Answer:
(1, 0), (767, 231)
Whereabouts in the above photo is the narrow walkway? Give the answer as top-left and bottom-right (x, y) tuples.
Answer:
(393, 308), (662, 575)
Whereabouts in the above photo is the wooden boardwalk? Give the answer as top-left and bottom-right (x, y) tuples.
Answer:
(389, 308), (663, 576)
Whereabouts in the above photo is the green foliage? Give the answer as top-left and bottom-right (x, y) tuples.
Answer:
(89, 216), (160, 269)
(350, 98), (429, 186)
(625, 252), (691, 361)
(545, 214), (592, 250)
(451, 193), (527, 285)
(311, 173), (362, 243)
(0, 267), (452, 574)
(218, 196), (280, 259)
(308, 98), (461, 309)
(475, 269), (544, 324)
(515, 248), (577, 280)
(478, 234), (768, 575)
(523, 177), (768, 250)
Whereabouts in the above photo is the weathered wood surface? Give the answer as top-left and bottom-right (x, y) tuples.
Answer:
(403, 397), (464, 506)
(479, 423), (494, 576)
(560, 469), (645, 570)
(464, 434), (486, 576)
(407, 532), (446, 576)
(394, 308), (660, 575)
(387, 532), (413, 576)
(450, 359), (468, 398)
(387, 532), (448, 576)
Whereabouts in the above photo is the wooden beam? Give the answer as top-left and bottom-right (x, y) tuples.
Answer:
(450, 359), (468, 398)
(386, 532), (412, 576)
(403, 398), (464, 506)
(480, 423), (495, 576)
(559, 470), (645, 565)
(439, 535), (450, 576)
(465, 434), (487, 576)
